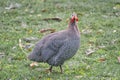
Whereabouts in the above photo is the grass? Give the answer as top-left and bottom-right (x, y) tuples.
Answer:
(0, 0), (120, 80)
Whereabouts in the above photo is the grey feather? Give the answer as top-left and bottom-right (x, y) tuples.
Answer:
(28, 14), (80, 67)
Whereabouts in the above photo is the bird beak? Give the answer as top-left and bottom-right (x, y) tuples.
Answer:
(75, 16), (78, 22)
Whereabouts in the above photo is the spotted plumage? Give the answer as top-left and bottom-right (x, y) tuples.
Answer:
(28, 13), (80, 73)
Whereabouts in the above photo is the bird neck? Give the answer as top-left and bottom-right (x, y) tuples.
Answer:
(68, 22), (80, 34)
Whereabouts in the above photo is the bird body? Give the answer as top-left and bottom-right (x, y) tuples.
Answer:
(28, 13), (80, 73)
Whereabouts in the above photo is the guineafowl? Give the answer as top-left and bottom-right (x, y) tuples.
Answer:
(28, 13), (80, 73)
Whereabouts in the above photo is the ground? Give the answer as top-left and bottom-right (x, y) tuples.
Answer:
(0, 0), (120, 80)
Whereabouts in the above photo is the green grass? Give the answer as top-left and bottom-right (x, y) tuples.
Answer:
(0, 0), (120, 80)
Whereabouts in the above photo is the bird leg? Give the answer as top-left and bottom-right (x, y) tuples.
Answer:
(49, 66), (53, 72)
(60, 65), (63, 73)
(46, 66), (53, 73)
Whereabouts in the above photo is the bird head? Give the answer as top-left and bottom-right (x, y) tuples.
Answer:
(70, 12), (78, 23)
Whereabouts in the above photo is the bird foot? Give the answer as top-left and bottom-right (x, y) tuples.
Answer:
(45, 69), (52, 73)
(46, 66), (52, 73)
(59, 65), (63, 74)
(60, 71), (63, 74)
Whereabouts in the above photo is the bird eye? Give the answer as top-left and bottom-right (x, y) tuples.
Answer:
(71, 14), (74, 18)
(71, 15), (73, 18)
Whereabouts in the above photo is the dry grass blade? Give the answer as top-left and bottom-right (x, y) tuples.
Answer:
(40, 28), (56, 33)
(19, 39), (27, 55)
(118, 57), (120, 63)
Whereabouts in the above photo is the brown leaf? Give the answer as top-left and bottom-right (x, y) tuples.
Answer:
(117, 57), (120, 63)
(30, 62), (38, 68)
(98, 58), (106, 62)
(41, 9), (47, 12)
(42, 17), (62, 22)
(40, 28), (56, 33)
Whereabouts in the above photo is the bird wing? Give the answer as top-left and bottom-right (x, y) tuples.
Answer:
(40, 31), (67, 62)
(28, 32), (60, 62)
(29, 30), (68, 62)
(31, 32), (58, 56)
(47, 39), (80, 66)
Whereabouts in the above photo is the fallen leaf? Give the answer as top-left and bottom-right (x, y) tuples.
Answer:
(30, 10), (34, 14)
(113, 4), (120, 10)
(41, 9), (47, 12)
(113, 30), (117, 33)
(82, 29), (92, 34)
(75, 75), (83, 79)
(117, 57), (120, 63)
(86, 65), (91, 70)
(47, 78), (52, 80)
(97, 29), (104, 34)
(23, 37), (38, 42)
(19, 39), (23, 49)
(24, 43), (34, 51)
(113, 12), (120, 17)
(42, 17), (62, 22)
(25, 8), (28, 12)
(5, 3), (21, 10)
(77, 12), (84, 16)
(18, 39), (27, 55)
(29, 15), (33, 17)
(97, 45), (106, 49)
(111, 39), (117, 45)
(37, 14), (42, 17)
(66, 18), (69, 23)
(21, 22), (27, 28)
(39, 75), (42, 79)
(98, 58), (106, 62)
(40, 28), (56, 33)
(102, 15), (108, 18)
(30, 62), (38, 68)
(28, 29), (33, 33)
(85, 48), (95, 56)
(12, 46), (16, 50)
(0, 52), (5, 59)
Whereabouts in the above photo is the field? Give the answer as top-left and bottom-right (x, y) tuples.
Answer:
(0, 0), (120, 80)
